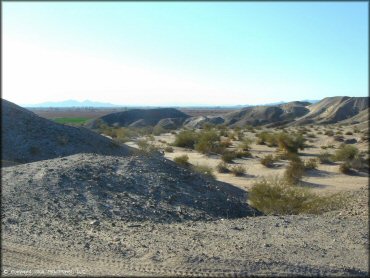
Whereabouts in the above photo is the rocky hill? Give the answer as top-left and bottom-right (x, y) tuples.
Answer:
(1, 99), (131, 165)
(294, 96), (369, 125)
(86, 108), (190, 129)
(222, 101), (310, 127)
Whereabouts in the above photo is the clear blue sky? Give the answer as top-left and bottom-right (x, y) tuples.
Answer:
(3, 2), (368, 106)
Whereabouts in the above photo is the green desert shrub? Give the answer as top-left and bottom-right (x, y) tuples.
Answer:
(345, 131), (353, 135)
(238, 138), (253, 151)
(220, 138), (232, 148)
(248, 177), (346, 215)
(256, 131), (276, 146)
(216, 162), (230, 173)
(137, 139), (158, 154)
(173, 154), (190, 166)
(164, 146), (174, 153)
(324, 130), (334, 136)
(195, 130), (224, 154)
(334, 144), (359, 162)
(318, 151), (334, 164)
(235, 150), (251, 158)
(260, 154), (275, 167)
(191, 164), (215, 178)
(230, 165), (246, 176)
(173, 130), (198, 148)
(276, 133), (306, 155)
(304, 158), (318, 170)
(339, 162), (351, 174)
(284, 156), (304, 184)
(221, 151), (237, 163)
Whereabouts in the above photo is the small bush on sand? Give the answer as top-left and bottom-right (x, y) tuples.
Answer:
(174, 155), (189, 166)
(248, 177), (346, 215)
(304, 158), (318, 170)
(238, 138), (253, 151)
(221, 151), (237, 163)
(230, 165), (246, 176)
(339, 162), (351, 174)
(284, 156), (304, 184)
(276, 133), (306, 155)
(216, 162), (230, 173)
(324, 130), (334, 136)
(164, 146), (174, 153)
(318, 151), (334, 164)
(236, 150), (251, 158)
(334, 144), (359, 162)
(195, 130), (224, 154)
(173, 130), (198, 148)
(220, 138), (232, 148)
(260, 154), (275, 167)
(345, 131), (353, 135)
(191, 164), (215, 178)
(137, 139), (158, 154)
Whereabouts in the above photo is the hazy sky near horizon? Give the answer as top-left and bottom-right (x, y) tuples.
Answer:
(3, 2), (368, 106)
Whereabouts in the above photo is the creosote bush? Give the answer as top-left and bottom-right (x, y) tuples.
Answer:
(334, 144), (359, 162)
(230, 165), (246, 176)
(318, 151), (334, 164)
(216, 162), (230, 173)
(173, 154), (189, 166)
(137, 139), (159, 154)
(339, 162), (351, 174)
(284, 156), (304, 184)
(195, 130), (224, 154)
(173, 130), (198, 148)
(304, 158), (318, 170)
(221, 151), (237, 163)
(164, 146), (174, 153)
(191, 164), (215, 178)
(260, 154), (275, 167)
(248, 177), (346, 215)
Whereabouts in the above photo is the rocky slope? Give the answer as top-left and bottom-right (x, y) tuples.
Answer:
(1, 99), (131, 165)
(222, 101), (310, 127)
(294, 96), (369, 125)
(2, 153), (257, 225)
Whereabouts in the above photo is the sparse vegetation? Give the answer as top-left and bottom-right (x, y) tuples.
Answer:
(173, 130), (198, 148)
(191, 164), (215, 178)
(173, 154), (189, 166)
(216, 162), (230, 173)
(249, 177), (346, 215)
(164, 146), (174, 153)
(221, 151), (237, 163)
(260, 154), (275, 168)
(334, 144), (359, 162)
(195, 130), (224, 154)
(137, 139), (158, 154)
(284, 156), (304, 184)
(318, 151), (334, 164)
(324, 130), (334, 136)
(230, 165), (246, 176)
(339, 162), (351, 174)
(304, 158), (318, 170)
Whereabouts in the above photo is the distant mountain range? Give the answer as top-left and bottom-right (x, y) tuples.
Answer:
(23, 99), (320, 108)
(24, 100), (120, 108)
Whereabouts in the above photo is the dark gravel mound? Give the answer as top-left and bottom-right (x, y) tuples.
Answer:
(87, 108), (190, 129)
(1, 99), (131, 165)
(2, 154), (259, 224)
